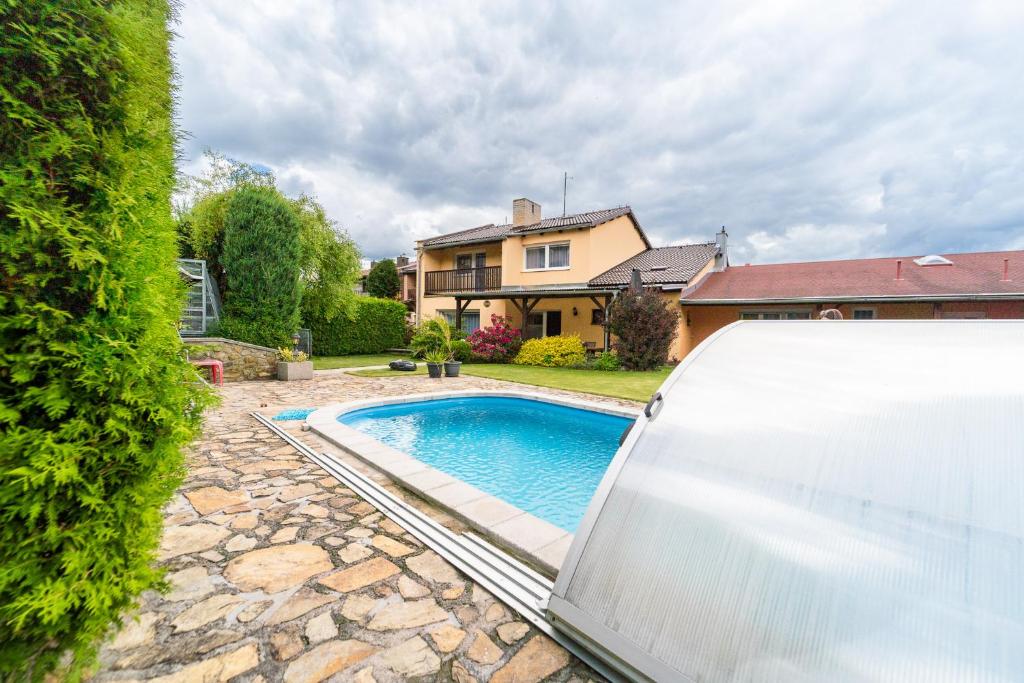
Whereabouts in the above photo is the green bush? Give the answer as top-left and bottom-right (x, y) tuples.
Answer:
(607, 287), (678, 370)
(308, 297), (407, 355)
(590, 351), (621, 371)
(365, 258), (400, 299)
(513, 335), (586, 367)
(0, 1), (213, 678)
(410, 317), (452, 358)
(220, 186), (302, 348)
(449, 339), (472, 362)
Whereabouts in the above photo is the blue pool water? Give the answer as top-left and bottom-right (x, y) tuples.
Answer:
(339, 397), (632, 531)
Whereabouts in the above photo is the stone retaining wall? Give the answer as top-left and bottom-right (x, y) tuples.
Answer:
(183, 337), (278, 381)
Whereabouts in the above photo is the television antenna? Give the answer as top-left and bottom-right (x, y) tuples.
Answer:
(562, 172), (574, 217)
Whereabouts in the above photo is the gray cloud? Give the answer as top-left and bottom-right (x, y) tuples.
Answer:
(174, 0), (1024, 262)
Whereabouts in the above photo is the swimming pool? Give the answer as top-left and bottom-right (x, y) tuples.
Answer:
(339, 396), (633, 531)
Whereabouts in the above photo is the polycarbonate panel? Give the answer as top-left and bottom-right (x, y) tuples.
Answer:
(551, 321), (1024, 682)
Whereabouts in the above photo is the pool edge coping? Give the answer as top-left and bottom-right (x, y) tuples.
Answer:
(305, 389), (640, 577)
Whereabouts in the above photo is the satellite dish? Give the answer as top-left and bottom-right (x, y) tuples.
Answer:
(819, 308), (844, 320)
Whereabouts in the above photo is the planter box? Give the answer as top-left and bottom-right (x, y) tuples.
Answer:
(277, 360), (314, 381)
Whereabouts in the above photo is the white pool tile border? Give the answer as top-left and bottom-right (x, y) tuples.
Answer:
(305, 389), (640, 576)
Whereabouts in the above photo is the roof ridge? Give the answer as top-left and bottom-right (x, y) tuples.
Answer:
(422, 222), (497, 242)
(728, 248), (1024, 269)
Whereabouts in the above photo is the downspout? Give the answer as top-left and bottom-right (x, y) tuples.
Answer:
(415, 243), (424, 325)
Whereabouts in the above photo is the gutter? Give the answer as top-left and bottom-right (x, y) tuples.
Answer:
(679, 292), (1024, 305)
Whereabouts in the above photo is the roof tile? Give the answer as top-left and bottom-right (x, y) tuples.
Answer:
(420, 206), (644, 248)
(589, 244), (719, 286)
(684, 250), (1024, 301)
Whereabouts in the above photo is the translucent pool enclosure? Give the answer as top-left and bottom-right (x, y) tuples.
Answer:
(548, 320), (1024, 682)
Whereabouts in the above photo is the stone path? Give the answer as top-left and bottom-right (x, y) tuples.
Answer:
(93, 372), (637, 682)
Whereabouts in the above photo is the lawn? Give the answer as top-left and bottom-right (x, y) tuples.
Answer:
(348, 363), (672, 402)
(313, 353), (409, 370)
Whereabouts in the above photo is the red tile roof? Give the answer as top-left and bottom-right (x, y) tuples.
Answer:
(683, 250), (1024, 303)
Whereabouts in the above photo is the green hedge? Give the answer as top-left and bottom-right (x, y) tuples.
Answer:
(307, 297), (407, 355)
(0, 0), (212, 678)
(219, 185), (302, 348)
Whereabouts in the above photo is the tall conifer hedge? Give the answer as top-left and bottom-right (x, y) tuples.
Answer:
(217, 186), (303, 348)
(0, 0), (211, 678)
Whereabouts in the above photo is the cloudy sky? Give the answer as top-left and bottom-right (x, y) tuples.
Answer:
(173, 0), (1024, 264)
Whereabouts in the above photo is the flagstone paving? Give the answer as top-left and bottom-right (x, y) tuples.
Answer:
(92, 371), (637, 682)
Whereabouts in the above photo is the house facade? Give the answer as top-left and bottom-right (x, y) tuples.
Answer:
(678, 250), (1024, 355)
(415, 198), (720, 359)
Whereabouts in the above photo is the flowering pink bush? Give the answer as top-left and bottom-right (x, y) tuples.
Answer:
(467, 314), (522, 362)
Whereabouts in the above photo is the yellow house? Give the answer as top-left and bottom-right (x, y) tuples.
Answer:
(415, 198), (722, 360)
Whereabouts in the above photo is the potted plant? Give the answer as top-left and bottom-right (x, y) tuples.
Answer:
(424, 349), (446, 378)
(444, 340), (464, 377)
(277, 347), (313, 381)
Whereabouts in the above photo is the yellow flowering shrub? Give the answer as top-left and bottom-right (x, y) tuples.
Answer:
(512, 335), (586, 367)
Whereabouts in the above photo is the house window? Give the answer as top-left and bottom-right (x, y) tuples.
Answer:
(591, 308), (606, 325)
(524, 311), (562, 339)
(456, 252), (485, 270)
(439, 310), (481, 333)
(852, 308), (875, 320)
(523, 243), (570, 271)
(740, 311), (812, 320)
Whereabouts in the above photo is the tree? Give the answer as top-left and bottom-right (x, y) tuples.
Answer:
(0, 0), (212, 677)
(293, 194), (360, 321)
(218, 186), (303, 348)
(607, 287), (679, 370)
(366, 258), (400, 299)
(175, 151), (276, 302)
(177, 152), (361, 324)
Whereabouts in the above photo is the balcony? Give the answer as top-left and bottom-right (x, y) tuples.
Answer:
(424, 266), (502, 295)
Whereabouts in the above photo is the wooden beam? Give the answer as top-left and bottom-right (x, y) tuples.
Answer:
(603, 295), (612, 350)
(455, 297), (463, 331)
(588, 296), (605, 310)
(509, 299), (524, 315)
(524, 298), (540, 317)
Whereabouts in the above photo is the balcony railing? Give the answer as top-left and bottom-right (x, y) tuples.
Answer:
(424, 266), (502, 295)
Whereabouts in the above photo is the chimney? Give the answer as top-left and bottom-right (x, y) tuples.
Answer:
(713, 227), (729, 271)
(630, 268), (643, 291)
(1003, 258), (1010, 281)
(895, 260), (903, 280)
(512, 198), (541, 227)
(396, 254), (409, 268)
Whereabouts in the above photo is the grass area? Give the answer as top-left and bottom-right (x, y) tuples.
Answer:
(348, 363), (672, 402)
(313, 353), (409, 370)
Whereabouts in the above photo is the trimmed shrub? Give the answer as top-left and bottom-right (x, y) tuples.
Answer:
(513, 335), (586, 367)
(607, 287), (679, 370)
(0, 1), (213, 678)
(449, 339), (472, 362)
(590, 351), (621, 371)
(365, 258), (400, 299)
(467, 314), (522, 362)
(308, 297), (407, 355)
(220, 186), (302, 348)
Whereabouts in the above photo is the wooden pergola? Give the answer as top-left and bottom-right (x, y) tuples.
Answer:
(453, 287), (619, 350)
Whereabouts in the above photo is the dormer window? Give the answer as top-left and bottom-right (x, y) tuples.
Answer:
(914, 254), (953, 266)
(524, 242), (570, 271)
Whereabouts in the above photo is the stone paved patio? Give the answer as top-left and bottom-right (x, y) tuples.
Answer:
(93, 371), (638, 682)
